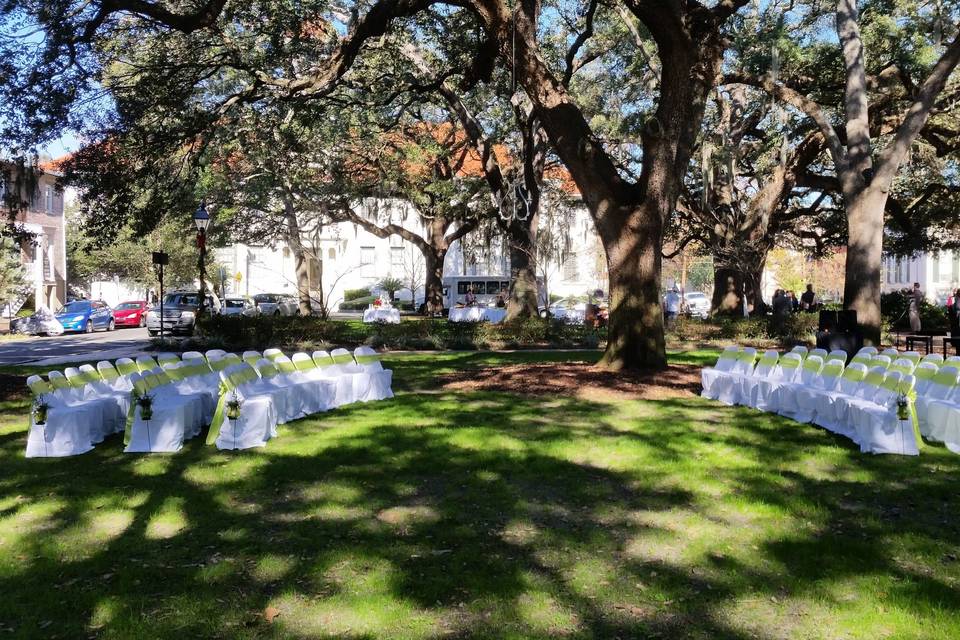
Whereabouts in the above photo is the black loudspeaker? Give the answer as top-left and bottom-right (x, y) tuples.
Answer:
(816, 330), (863, 358)
(819, 310), (838, 332)
(837, 310), (858, 332)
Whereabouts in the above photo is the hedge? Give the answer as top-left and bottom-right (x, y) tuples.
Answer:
(192, 314), (605, 352)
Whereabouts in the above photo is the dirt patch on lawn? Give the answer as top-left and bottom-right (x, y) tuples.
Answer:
(438, 362), (701, 401)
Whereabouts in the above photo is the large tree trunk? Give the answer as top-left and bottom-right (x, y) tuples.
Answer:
(506, 217), (540, 321)
(712, 251), (768, 315)
(423, 247), (446, 315)
(843, 187), (886, 345)
(599, 207), (666, 370)
(712, 266), (743, 315)
(282, 198), (313, 315)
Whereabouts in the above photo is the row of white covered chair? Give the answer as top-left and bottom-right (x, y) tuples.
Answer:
(701, 345), (960, 455)
(25, 346), (393, 456)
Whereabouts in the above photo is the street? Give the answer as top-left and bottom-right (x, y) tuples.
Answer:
(0, 327), (152, 365)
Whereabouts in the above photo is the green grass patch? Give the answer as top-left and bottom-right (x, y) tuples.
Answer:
(2, 348), (958, 639)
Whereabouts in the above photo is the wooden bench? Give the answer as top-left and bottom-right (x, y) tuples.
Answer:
(905, 334), (934, 354)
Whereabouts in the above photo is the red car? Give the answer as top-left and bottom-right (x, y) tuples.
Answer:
(112, 300), (149, 328)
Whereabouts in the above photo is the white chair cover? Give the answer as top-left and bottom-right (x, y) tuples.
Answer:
(97, 360), (133, 393)
(912, 362), (939, 396)
(774, 355), (824, 420)
(353, 347), (394, 400)
(808, 348), (828, 361)
(793, 359), (844, 424)
(210, 366), (279, 450)
(136, 355), (160, 372)
(25, 375), (96, 457)
(921, 353), (944, 365)
(881, 348), (899, 358)
(753, 353), (803, 412)
(71, 365), (128, 437)
(242, 350), (263, 366)
(47, 371), (114, 444)
(331, 348), (394, 402)
(737, 350), (778, 407)
(273, 355), (337, 414)
(310, 350), (356, 408)
(147, 367), (207, 437)
(812, 363), (868, 436)
(124, 372), (192, 453)
(917, 367), (960, 446)
(700, 347), (740, 401)
(827, 349), (848, 364)
(854, 374), (920, 455)
(182, 351), (204, 361)
(833, 366), (891, 442)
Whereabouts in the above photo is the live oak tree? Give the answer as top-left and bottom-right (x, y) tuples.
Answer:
(1, 0), (757, 370)
(724, 0), (960, 343)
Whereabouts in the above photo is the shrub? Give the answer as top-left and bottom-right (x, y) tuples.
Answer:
(880, 289), (948, 330)
(343, 287), (371, 302)
(195, 313), (606, 352)
(338, 296), (376, 311)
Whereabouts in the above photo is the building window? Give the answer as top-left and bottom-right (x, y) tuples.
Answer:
(885, 258), (892, 284)
(360, 246), (375, 277)
(282, 247), (290, 258)
(44, 187), (53, 214)
(939, 252), (953, 283)
(328, 247), (336, 260)
(308, 258), (321, 287)
(562, 252), (579, 282)
(391, 247), (403, 269)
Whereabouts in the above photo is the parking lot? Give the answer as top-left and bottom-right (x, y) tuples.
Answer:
(0, 327), (152, 365)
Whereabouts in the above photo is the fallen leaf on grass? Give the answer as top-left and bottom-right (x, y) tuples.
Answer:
(264, 606), (280, 623)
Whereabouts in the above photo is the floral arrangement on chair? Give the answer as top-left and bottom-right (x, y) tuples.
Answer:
(372, 297), (383, 308)
(226, 392), (243, 420)
(136, 393), (154, 421)
(32, 395), (50, 425)
(896, 391), (910, 421)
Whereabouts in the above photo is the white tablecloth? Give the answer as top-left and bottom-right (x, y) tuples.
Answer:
(448, 307), (508, 324)
(362, 308), (401, 324)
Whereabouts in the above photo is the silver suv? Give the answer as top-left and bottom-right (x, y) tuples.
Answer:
(253, 293), (300, 316)
(146, 291), (222, 336)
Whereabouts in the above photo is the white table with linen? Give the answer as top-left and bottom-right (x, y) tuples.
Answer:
(362, 308), (401, 324)
(448, 307), (508, 324)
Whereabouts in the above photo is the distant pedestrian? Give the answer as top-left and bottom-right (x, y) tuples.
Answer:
(800, 284), (817, 312)
(950, 288), (960, 337)
(664, 287), (682, 327)
(909, 282), (923, 332)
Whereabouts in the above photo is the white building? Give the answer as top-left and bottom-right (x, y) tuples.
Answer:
(883, 251), (960, 302)
(213, 198), (606, 310)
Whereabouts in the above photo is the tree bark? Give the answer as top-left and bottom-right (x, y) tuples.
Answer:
(282, 198), (313, 315)
(711, 254), (768, 315)
(506, 216), (539, 320)
(423, 247), (446, 314)
(842, 187), (887, 344)
(598, 204), (666, 370)
(712, 266), (743, 315)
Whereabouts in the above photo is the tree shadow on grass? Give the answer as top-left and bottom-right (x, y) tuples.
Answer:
(0, 390), (959, 639)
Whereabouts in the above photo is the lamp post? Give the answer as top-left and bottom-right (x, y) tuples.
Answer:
(193, 200), (210, 318)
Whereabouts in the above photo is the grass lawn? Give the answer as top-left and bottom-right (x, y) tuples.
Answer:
(2, 350), (959, 639)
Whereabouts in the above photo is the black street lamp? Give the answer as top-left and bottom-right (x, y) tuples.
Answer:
(193, 200), (210, 318)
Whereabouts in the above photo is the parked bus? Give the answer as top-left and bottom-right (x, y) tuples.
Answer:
(441, 275), (546, 310)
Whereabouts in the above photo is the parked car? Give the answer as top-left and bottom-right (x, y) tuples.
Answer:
(221, 295), (260, 317)
(253, 293), (300, 316)
(146, 291), (221, 336)
(10, 307), (64, 336)
(112, 300), (150, 328)
(683, 291), (711, 318)
(55, 299), (115, 333)
(540, 297), (587, 321)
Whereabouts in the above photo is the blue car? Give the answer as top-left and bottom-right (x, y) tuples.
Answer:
(55, 299), (116, 333)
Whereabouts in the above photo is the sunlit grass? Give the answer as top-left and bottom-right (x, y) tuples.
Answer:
(0, 350), (958, 638)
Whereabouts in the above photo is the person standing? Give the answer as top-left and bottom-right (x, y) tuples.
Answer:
(800, 284), (817, 312)
(909, 282), (923, 332)
(950, 288), (960, 337)
(664, 287), (682, 328)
